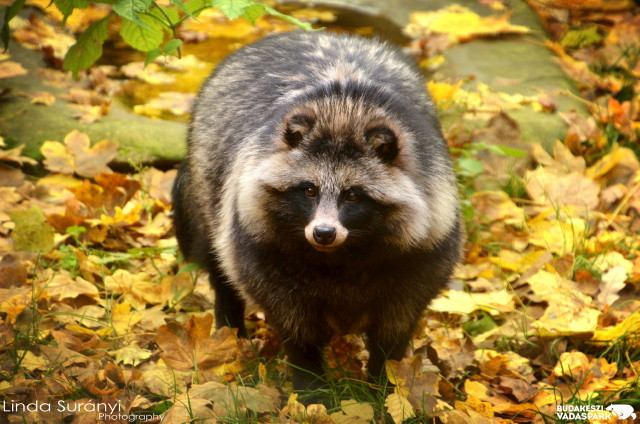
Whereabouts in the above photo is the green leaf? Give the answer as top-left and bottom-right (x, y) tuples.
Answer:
(484, 144), (527, 158)
(53, 0), (90, 21)
(145, 48), (162, 67)
(2, 0), (27, 50)
(113, 0), (153, 24)
(149, 5), (180, 26)
(120, 16), (163, 52)
(560, 26), (602, 49)
(461, 313), (497, 336)
(457, 157), (484, 177)
(241, 3), (264, 24)
(183, 0), (210, 17)
(63, 16), (110, 78)
(262, 4), (315, 31)
(212, 0), (252, 20)
(163, 38), (182, 54)
(169, 0), (195, 18)
(178, 263), (201, 274)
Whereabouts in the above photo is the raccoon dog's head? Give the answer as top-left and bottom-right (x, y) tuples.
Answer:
(236, 83), (458, 256)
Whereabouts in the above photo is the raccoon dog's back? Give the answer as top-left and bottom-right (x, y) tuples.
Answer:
(173, 31), (463, 392)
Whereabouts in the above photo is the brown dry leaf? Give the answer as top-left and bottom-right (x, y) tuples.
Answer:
(553, 351), (591, 380)
(0, 60), (28, 78)
(385, 393), (415, 424)
(72, 105), (104, 124)
(43, 273), (99, 300)
(527, 214), (585, 255)
(279, 393), (306, 420)
(110, 302), (141, 335)
(10, 15), (75, 63)
(525, 167), (600, 210)
(0, 286), (35, 323)
(526, 270), (601, 335)
(41, 140), (74, 174)
(489, 249), (547, 273)
(121, 62), (177, 85)
(164, 380), (278, 420)
(110, 344), (152, 367)
(0, 254), (28, 288)
(140, 168), (177, 204)
(156, 314), (242, 371)
(41, 130), (118, 178)
(133, 92), (195, 118)
(430, 288), (515, 316)
(593, 310), (640, 347)
(471, 190), (525, 225)
(65, 131), (117, 178)
(586, 144), (639, 182)
(404, 5), (530, 42)
(597, 265), (628, 306)
(560, 111), (601, 147)
(18, 351), (50, 371)
(20, 90), (56, 105)
(0, 137), (38, 166)
(104, 270), (164, 309)
(386, 356), (439, 411)
(330, 399), (375, 424)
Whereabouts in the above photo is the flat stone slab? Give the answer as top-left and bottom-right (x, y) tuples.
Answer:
(291, 0), (588, 150)
(1, 0), (585, 164)
(0, 43), (186, 164)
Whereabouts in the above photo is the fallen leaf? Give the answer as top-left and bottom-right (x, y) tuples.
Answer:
(430, 289), (515, 316)
(0, 61), (28, 78)
(156, 314), (243, 371)
(553, 351), (591, 380)
(41, 130), (118, 178)
(404, 5), (530, 42)
(385, 393), (415, 424)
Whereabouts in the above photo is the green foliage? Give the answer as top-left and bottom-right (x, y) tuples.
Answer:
(1, 0), (27, 51)
(560, 26), (603, 49)
(112, 0), (154, 25)
(53, 0), (90, 21)
(63, 16), (110, 78)
(120, 15), (164, 51)
(145, 38), (182, 66)
(3, 0), (314, 78)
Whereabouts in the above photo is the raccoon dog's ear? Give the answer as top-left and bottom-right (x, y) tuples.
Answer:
(284, 114), (315, 148)
(366, 126), (398, 162)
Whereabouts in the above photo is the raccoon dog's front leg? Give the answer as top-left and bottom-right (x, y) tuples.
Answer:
(211, 275), (247, 338)
(284, 340), (326, 394)
(366, 331), (413, 383)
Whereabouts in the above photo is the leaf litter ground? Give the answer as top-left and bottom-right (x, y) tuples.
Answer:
(1, 1), (640, 423)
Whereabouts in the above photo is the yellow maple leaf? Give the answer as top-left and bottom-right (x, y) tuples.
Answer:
(427, 80), (463, 105)
(385, 393), (415, 424)
(405, 5), (530, 42)
(430, 289), (515, 315)
(593, 310), (640, 347)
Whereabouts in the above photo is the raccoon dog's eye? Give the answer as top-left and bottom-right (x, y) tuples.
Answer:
(346, 190), (358, 202)
(305, 187), (318, 197)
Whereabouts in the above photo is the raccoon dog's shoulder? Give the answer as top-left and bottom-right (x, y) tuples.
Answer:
(187, 31), (460, 263)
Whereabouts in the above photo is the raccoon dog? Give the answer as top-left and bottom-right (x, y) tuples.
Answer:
(172, 31), (463, 392)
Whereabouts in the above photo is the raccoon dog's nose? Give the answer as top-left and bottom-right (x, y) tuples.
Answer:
(313, 226), (337, 245)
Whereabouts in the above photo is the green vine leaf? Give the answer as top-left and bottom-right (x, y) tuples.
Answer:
(53, 0), (90, 21)
(2, 0), (27, 50)
(211, 0), (253, 20)
(113, 0), (154, 26)
(63, 16), (110, 78)
(262, 4), (315, 31)
(120, 15), (164, 51)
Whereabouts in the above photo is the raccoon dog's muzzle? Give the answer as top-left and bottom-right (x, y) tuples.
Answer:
(304, 201), (348, 252)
